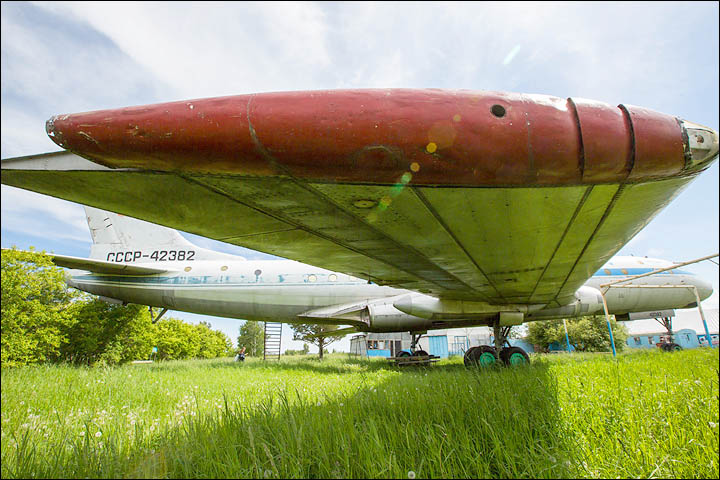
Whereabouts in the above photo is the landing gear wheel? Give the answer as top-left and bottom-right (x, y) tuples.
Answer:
(412, 350), (428, 357)
(397, 351), (411, 358)
(661, 343), (682, 352)
(477, 346), (498, 367)
(499, 346), (530, 366)
(465, 346), (498, 367)
(463, 346), (480, 367)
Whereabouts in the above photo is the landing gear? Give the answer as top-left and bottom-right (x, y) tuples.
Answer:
(409, 332), (424, 354)
(659, 342), (682, 352)
(499, 346), (530, 366)
(412, 350), (429, 357)
(463, 322), (530, 368)
(463, 346), (499, 367)
(654, 316), (682, 352)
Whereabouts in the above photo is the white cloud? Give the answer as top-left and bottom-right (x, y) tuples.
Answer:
(1, 185), (89, 243)
(35, 1), (332, 98)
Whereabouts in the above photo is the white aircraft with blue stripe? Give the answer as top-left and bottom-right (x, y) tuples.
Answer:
(50, 208), (711, 349)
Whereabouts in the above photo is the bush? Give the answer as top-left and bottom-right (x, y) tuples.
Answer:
(526, 315), (628, 352)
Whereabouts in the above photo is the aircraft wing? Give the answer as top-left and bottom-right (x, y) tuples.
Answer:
(2, 90), (718, 306)
(49, 253), (176, 276)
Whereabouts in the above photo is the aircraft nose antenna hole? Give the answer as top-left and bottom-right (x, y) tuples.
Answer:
(491, 104), (506, 118)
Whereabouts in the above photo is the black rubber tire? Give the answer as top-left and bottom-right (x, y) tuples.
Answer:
(499, 346), (530, 366)
(465, 346), (498, 367)
(412, 350), (429, 357)
(463, 346), (481, 366)
(396, 351), (411, 357)
(670, 343), (682, 352)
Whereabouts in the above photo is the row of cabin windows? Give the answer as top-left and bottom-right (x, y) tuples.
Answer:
(179, 267), (338, 282)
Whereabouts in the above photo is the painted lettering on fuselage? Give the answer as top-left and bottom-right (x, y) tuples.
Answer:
(106, 250), (196, 262)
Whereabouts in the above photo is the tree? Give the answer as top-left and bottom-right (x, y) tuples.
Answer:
(194, 321), (233, 358)
(525, 315), (628, 353)
(290, 324), (343, 359)
(153, 317), (197, 360)
(62, 300), (155, 365)
(1, 247), (78, 366)
(237, 321), (264, 356)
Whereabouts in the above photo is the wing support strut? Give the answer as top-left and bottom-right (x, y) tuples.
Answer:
(150, 306), (168, 324)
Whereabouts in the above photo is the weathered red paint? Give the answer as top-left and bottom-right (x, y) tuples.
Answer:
(45, 89), (689, 186)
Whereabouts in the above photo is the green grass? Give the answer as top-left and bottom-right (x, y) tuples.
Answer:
(2, 349), (718, 478)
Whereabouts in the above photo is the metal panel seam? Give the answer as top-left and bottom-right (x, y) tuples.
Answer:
(296, 182), (479, 293)
(551, 183), (625, 305)
(411, 186), (504, 302)
(527, 185), (594, 300)
(179, 174), (459, 291)
(617, 104), (636, 177)
(567, 98), (586, 179)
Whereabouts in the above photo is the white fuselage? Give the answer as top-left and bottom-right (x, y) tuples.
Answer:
(66, 256), (713, 332)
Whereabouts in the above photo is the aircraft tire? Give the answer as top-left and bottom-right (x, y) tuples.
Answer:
(465, 346), (498, 367)
(670, 343), (682, 352)
(463, 346), (481, 366)
(500, 346), (530, 366)
(397, 351), (411, 358)
(412, 350), (429, 357)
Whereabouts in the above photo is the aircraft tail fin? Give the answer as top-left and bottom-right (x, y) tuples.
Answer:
(84, 206), (245, 262)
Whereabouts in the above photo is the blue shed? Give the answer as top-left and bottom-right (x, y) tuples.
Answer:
(427, 335), (449, 358)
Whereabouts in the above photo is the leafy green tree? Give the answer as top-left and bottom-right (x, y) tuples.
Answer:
(1, 247), (78, 366)
(525, 315), (628, 353)
(290, 324), (343, 359)
(194, 321), (232, 358)
(153, 317), (196, 360)
(61, 301), (155, 365)
(237, 321), (264, 356)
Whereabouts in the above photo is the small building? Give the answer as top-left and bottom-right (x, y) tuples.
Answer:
(349, 332), (412, 357)
(623, 307), (719, 349)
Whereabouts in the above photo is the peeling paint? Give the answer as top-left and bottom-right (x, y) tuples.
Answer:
(77, 131), (100, 145)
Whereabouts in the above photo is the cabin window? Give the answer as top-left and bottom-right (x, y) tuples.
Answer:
(254, 269), (262, 276)
(621, 268), (629, 275)
(633, 337), (641, 345)
(308, 274), (317, 283)
(604, 269), (611, 275)
(184, 266), (192, 272)
(329, 274), (338, 282)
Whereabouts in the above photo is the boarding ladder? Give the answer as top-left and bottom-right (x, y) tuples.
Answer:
(263, 322), (283, 361)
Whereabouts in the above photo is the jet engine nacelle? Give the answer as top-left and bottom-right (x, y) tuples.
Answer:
(526, 286), (604, 320)
(365, 301), (434, 332)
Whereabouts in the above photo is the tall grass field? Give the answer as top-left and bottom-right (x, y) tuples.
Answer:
(2, 349), (718, 478)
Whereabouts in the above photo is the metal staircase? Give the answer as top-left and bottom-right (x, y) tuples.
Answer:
(263, 322), (283, 360)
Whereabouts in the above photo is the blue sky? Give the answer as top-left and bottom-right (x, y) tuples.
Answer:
(2, 1), (718, 351)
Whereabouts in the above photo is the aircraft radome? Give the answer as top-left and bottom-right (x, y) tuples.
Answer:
(1, 89), (718, 366)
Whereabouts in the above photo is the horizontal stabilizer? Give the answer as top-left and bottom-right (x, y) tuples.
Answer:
(301, 326), (359, 340)
(50, 253), (176, 275)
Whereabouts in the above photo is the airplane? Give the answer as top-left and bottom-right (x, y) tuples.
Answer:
(1, 89), (718, 366)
